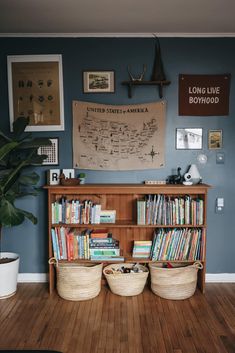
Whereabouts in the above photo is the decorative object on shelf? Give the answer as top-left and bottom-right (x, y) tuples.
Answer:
(62, 169), (75, 178)
(60, 173), (80, 186)
(121, 37), (170, 98)
(149, 261), (203, 300)
(166, 167), (183, 184)
(183, 172), (193, 185)
(176, 128), (203, 150)
(144, 180), (166, 185)
(47, 169), (60, 185)
(185, 164), (202, 184)
(151, 36), (166, 82)
(208, 129), (223, 149)
(127, 64), (147, 81)
(83, 70), (115, 93)
(197, 153), (208, 165)
(38, 137), (59, 165)
(78, 172), (86, 184)
(7, 54), (64, 131)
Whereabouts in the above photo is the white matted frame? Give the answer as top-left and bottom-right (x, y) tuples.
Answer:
(38, 138), (59, 165)
(176, 128), (203, 150)
(7, 54), (64, 132)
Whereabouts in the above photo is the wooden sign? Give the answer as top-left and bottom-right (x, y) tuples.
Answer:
(179, 74), (230, 116)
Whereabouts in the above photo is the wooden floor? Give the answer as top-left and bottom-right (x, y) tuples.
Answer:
(0, 283), (234, 353)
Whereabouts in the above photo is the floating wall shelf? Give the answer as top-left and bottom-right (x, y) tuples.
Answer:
(122, 80), (171, 99)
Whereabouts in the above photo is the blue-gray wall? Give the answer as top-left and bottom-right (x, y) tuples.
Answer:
(0, 37), (234, 274)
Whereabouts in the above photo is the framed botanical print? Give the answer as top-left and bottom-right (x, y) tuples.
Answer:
(7, 54), (64, 131)
(208, 129), (223, 149)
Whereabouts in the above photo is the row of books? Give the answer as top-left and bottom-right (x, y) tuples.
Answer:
(52, 227), (202, 262)
(51, 198), (116, 224)
(51, 227), (122, 261)
(150, 228), (203, 261)
(137, 195), (204, 226)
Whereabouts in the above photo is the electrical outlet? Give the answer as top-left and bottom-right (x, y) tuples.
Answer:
(216, 152), (225, 164)
(215, 197), (224, 213)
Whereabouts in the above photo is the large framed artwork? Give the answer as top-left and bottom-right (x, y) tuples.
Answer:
(7, 54), (64, 131)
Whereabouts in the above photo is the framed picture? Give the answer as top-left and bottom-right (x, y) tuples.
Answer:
(38, 138), (59, 165)
(208, 129), (223, 149)
(7, 54), (64, 132)
(176, 128), (203, 150)
(83, 70), (115, 93)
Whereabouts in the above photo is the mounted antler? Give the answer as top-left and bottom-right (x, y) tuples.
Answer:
(127, 64), (147, 81)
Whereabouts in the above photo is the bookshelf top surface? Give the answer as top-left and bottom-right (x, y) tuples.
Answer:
(44, 183), (211, 194)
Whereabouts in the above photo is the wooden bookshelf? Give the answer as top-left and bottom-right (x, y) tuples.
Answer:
(44, 183), (210, 294)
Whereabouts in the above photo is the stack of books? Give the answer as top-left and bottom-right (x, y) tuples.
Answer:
(132, 240), (152, 258)
(89, 229), (124, 261)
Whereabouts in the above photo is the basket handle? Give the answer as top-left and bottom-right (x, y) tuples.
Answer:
(48, 257), (58, 267)
(193, 261), (203, 270)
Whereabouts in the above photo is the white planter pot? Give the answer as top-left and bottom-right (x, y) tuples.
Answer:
(0, 252), (20, 299)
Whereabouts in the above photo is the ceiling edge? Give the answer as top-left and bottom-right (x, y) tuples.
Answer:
(0, 32), (235, 38)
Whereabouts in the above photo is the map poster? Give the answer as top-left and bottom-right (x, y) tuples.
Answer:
(73, 100), (166, 171)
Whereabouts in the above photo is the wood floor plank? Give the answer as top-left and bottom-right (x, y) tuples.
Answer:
(0, 283), (235, 353)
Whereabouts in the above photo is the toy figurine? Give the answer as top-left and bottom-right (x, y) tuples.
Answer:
(166, 167), (183, 184)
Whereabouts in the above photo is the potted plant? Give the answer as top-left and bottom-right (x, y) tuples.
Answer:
(0, 117), (51, 299)
(78, 172), (86, 184)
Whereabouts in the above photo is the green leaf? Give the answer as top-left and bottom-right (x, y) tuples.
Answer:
(20, 138), (52, 149)
(0, 199), (25, 226)
(0, 141), (18, 161)
(20, 209), (38, 225)
(12, 117), (29, 139)
(18, 172), (40, 186)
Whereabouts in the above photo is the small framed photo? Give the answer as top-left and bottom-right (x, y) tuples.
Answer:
(83, 70), (115, 93)
(208, 129), (223, 149)
(7, 54), (64, 132)
(176, 128), (203, 150)
(38, 138), (59, 165)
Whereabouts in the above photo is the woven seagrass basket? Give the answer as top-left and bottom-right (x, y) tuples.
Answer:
(49, 258), (102, 301)
(149, 261), (203, 300)
(103, 263), (149, 296)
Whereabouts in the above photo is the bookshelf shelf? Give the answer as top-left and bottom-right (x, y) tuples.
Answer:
(45, 183), (210, 294)
(52, 223), (206, 228)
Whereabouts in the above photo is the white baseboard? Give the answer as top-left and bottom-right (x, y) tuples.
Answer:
(206, 273), (235, 283)
(18, 273), (48, 283)
(17, 273), (235, 283)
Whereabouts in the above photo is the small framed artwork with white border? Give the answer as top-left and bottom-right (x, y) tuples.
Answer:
(176, 128), (203, 150)
(38, 138), (59, 165)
